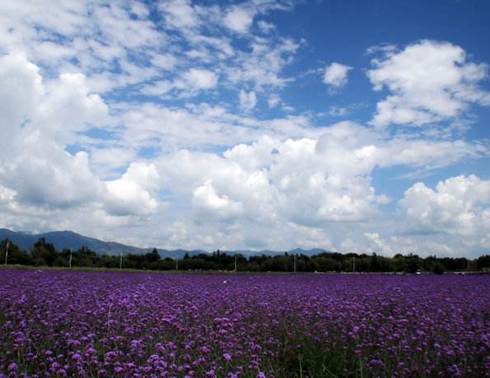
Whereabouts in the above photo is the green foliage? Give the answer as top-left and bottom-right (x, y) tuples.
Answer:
(432, 262), (445, 275)
(476, 254), (490, 270)
(0, 238), (488, 273)
(0, 239), (31, 265)
(31, 238), (57, 266)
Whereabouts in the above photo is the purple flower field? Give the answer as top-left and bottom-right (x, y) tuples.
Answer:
(0, 270), (489, 377)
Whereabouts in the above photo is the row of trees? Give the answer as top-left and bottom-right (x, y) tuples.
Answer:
(1, 238), (490, 273)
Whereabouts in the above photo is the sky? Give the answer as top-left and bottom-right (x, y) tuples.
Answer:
(0, 0), (489, 257)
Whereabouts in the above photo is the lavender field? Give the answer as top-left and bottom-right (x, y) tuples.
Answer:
(0, 270), (489, 377)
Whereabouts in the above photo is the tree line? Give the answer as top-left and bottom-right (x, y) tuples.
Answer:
(1, 238), (489, 273)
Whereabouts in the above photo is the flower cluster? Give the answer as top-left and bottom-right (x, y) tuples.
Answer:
(0, 270), (489, 377)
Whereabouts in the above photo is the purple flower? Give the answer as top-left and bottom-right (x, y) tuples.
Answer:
(0, 270), (489, 377)
(223, 353), (232, 361)
(368, 358), (384, 367)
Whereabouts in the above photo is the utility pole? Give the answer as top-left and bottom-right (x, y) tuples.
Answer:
(293, 254), (297, 273)
(119, 252), (123, 270)
(175, 257), (178, 271)
(68, 249), (73, 269)
(353, 256), (356, 273)
(4, 240), (10, 266)
(234, 255), (237, 272)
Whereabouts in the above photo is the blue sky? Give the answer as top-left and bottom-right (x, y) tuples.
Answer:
(0, 0), (489, 256)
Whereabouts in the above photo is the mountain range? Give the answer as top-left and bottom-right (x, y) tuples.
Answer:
(0, 229), (329, 258)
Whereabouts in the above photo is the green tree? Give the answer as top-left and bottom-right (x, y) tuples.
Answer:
(476, 254), (490, 270)
(31, 238), (57, 266)
(1, 240), (31, 265)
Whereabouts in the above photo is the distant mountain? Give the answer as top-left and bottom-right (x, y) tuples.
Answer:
(289, 248), (330, 256)
(0, 229), (145, 255)
(229, 248), (330, 257)
(156, 249), (207, 258)
(0, 229), (332, 258)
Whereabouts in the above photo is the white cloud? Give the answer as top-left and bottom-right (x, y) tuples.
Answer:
(192, 180), (244, 220)
(0, 53), (162, 219)
(367, 40), (490, 127)
(183, 68), (218, 90)
(257, 20), (275, 34)
(141, 68), (218, 97)
(0, 0), (300, 99)
(239, 90), (257, 111)
(327, 106), (349, 117)
(3, 139), (103, 208)
(222, 1), (294, 35)
(159, 0), (200, 29)
(1, 52), (485, 254)
(154, 123), (389, 227)
(1, 2), (489, 257)
(38, 73), (109, 140)
(0, 53), (106, 208)
(223, 5), (256, 33)
(117, 102), (317, 155)
(364, 232), (387, 253)
(323, 62), (353, 89)
(226, 37), (300, 90)
(400, 175), (490, 238)
(147, 121), (487, 252)
(140, 80), (174, 96)
(0, 53), (42, 149)
(267, 94), (281, 108)
(0, 0), (164, 95)
(150, 53), (178, 71)
(105, 162), (160, 216)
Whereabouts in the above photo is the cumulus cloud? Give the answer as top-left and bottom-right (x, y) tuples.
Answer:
(3, 140), (103, 208)
(105, 163), (160, 216)
(0, 52), (107, 139)
(367, 40), (490, 127)
(141, 118), (490, 253)
(0, 53), (42, 149)
(38, 73), (109, 142)
(1, 2), (489, 256)
(192, 180), (244, 220)
(0, 53), (105, 208)
(400, 175), (490, 238)
(1, 53), (486, 253)
(0, 53), (162, 219)
(323, 62), (352, 89)
(158, 122), (475, 228)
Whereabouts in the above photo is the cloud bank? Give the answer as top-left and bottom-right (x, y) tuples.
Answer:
(0, 1), (489, 257)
